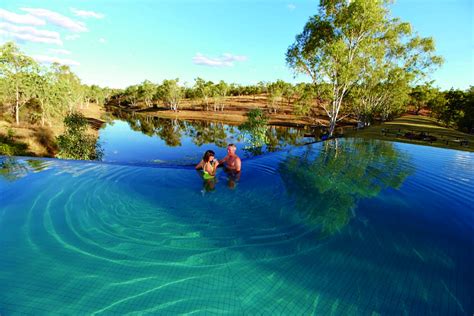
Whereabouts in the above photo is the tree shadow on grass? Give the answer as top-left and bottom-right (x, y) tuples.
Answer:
(33, 127), (58, 157)
(0, 133), (32, 156)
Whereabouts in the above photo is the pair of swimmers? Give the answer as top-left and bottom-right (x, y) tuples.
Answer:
(195, 144), (241, 189)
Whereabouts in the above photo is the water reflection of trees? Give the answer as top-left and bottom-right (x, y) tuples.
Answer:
(109, 109), (317, 156)
(279, 138), (412, 237)
(0, 157), (52, 181)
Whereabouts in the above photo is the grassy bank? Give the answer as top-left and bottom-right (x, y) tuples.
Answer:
(345, 115), (474, 152)
(0, 103), (106, 157)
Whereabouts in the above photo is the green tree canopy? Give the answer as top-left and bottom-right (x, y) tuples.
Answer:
(0, 42), (38, 124)
(287, 0), (442, 135)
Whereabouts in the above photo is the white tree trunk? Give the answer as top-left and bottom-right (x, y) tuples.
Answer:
(15, 86), (20, 125)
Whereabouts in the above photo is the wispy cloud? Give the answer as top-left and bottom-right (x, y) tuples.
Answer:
(49, 48), (71, 55)
(0, 30), (62, 45)
(0, 22), (62, 45)
(287, 4), (296, 10)
(0, 22), (61, 41)
(21, 8), (87, 32)
(33, 54), (80, 66)
(0, 8), (45, 26)
(65, 34), (80, 41)
(70, 8), (104, 19)
(192, 53), (247, 67)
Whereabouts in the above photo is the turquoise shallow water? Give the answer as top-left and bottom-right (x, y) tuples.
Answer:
(0, 138), (473, 315)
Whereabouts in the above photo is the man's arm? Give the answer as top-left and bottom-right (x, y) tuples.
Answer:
(218, 155), (228, 165)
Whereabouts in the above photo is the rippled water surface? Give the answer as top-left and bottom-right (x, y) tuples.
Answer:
(0, 139), (473, 315)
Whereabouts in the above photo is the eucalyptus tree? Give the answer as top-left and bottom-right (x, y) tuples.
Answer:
(0, 42), (38, 125)
(138, 80), (156, 108)
(282, 82), (295, 106)
(0, 77), (7, 114)
(159, 79), (183, 111)
(287, 0), (442, 135)
(32, 66), (66, 126)
(350, 67), (411, 125)
(124, 84), (140, 107)
(247, 85), (260, 100)
(294, 83), (317, 117)
(52, 64), (84, 113)
(213, 80), (229, 111)
(410, 82), (437, 115)
(432, 89), (469, 128)
(351, 20), (441, 124)
(194, 77), (214, 111)
(88, 84), (109, 107)
(257, 81), (268, 94)
(267, 81), (284, 113)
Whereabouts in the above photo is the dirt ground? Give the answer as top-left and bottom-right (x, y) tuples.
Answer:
(117, 94), (332, 127)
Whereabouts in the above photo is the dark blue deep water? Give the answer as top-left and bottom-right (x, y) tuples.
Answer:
(0, 136), (473, 314)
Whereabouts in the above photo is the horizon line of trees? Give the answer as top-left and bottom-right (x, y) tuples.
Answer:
(109, 77), (473, 133)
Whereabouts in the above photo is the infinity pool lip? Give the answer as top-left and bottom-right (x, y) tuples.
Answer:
(2, 136), (473, 173)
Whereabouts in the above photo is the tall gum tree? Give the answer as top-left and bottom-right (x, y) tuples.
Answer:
(0, 42), (38, 125)
(286, 0), (442, 135)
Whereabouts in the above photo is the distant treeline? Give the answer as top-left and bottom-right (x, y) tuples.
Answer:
(110, 79), (473, 134)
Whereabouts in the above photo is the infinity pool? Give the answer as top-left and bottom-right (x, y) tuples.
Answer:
(0, 139), (472, 314)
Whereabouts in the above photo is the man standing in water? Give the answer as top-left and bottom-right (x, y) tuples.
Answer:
(219, 144), (241, 172)
(219, 144), (241, 189)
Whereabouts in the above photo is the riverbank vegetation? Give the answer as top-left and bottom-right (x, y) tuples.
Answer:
(0, 42), (109, 158)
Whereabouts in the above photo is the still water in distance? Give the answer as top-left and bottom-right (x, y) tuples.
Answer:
(98, 112), (321, 165)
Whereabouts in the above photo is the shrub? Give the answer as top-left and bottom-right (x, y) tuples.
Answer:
(239, 108), (269, 148)
(56, 112), (103, 160)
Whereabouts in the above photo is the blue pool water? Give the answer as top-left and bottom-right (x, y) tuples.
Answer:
(0, 138), (473, 315)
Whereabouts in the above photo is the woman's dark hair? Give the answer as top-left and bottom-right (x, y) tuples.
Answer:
(202, 150), (215, 163)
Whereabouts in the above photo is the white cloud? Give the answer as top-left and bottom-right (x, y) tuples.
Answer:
(0, 8), (45, 26)
(98, 38), (106, 43)
(287, 4), (296, 10)
(21, 8), (87, 32)
(65, 34), (80, 41)
(0, 22), (61, 40)
(70, 8), (104, 19)
(192, 53), (247, 67)
(0, 29), (63, 45)
(49, 48), (71, 55)
(33, 54), (80, 66)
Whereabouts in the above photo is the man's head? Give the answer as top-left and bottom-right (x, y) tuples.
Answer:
(227, 144), (237, 156)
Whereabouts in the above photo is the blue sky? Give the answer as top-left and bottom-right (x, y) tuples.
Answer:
(1, 0), (472, 90)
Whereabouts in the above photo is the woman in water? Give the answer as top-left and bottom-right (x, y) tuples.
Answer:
(195, 150), (219, 179)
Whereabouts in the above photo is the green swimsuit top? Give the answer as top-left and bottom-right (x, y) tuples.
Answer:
(202, 162), (216, 180)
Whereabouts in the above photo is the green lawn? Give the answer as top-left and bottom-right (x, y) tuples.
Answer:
(344, 115), (474, 152)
